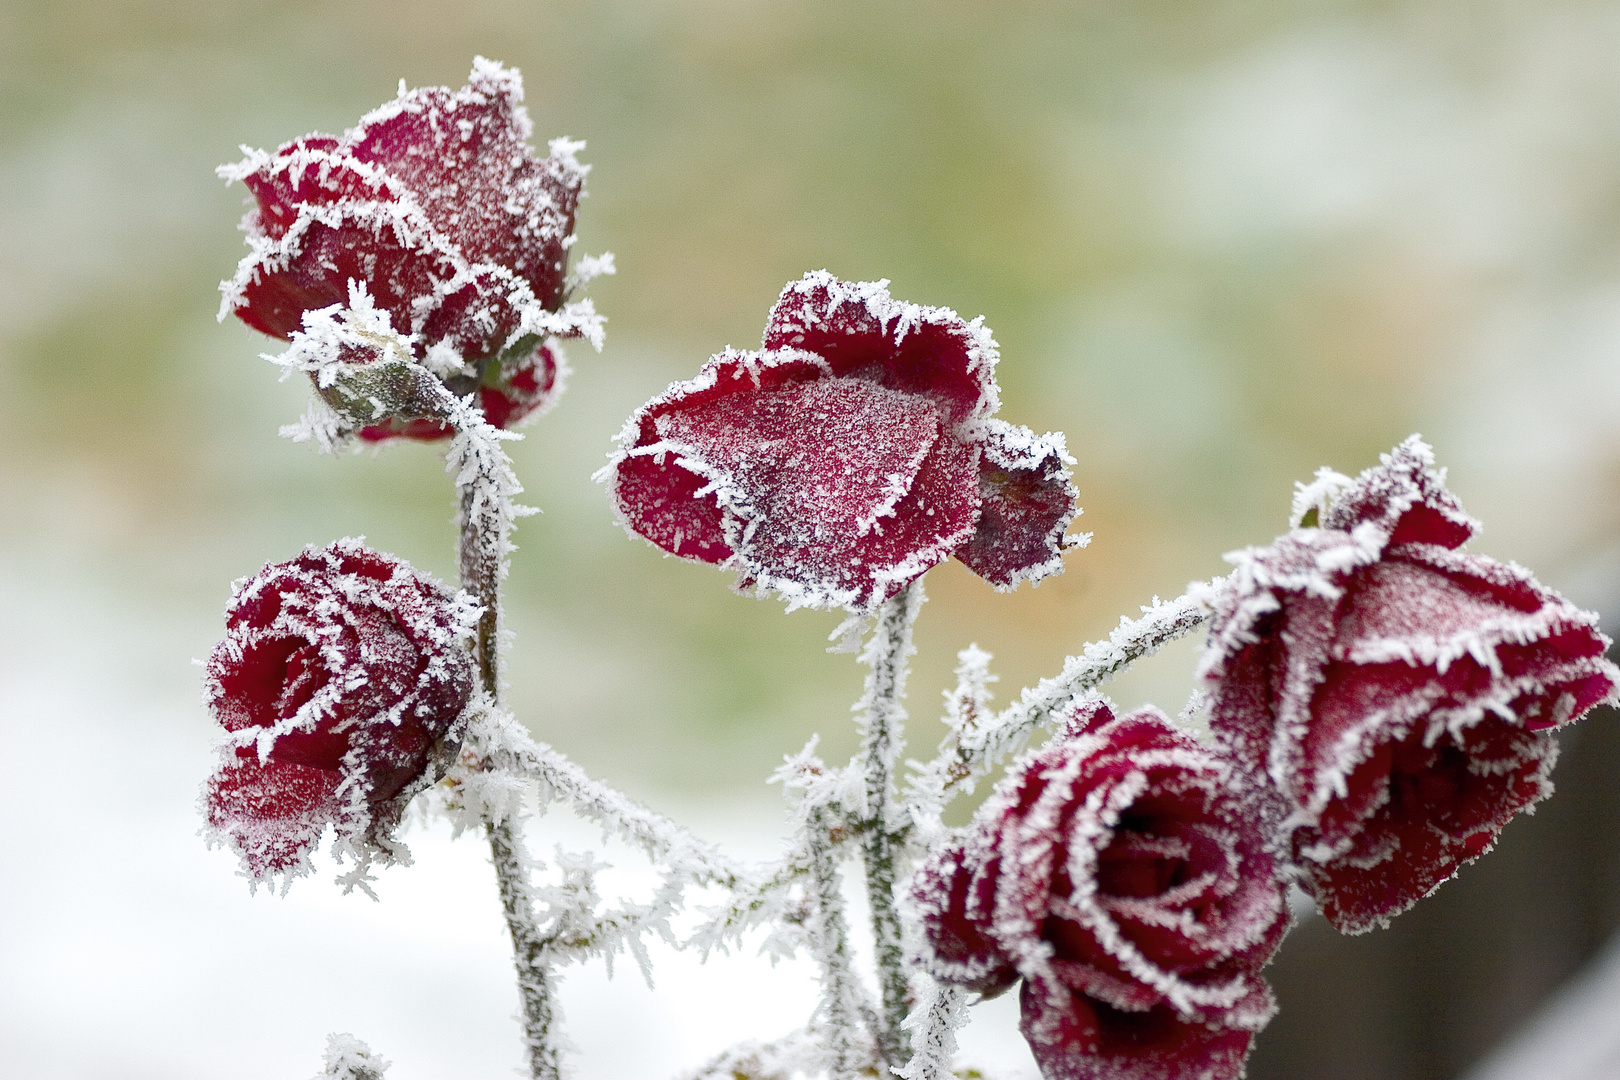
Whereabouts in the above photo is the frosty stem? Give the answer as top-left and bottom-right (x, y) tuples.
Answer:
(899, 979), (964, 1080)
(953, 591), (1211, 786)
(487, 817), (564, 1080)
(807, 804), (870, 1080)
(855, 580), (925, 1069)
(444, 398), (560, 1080)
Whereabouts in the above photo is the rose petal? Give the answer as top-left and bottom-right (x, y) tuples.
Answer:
(205, 757), (342, 880)
(762, 272), (999, 427)
(956, 419), (1080, 590)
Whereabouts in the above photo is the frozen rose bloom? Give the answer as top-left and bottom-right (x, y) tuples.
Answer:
(203, 539), (476, 882)
(219, 57), (601, 441)
(602, 272), (1083, 611)
(911, 697), (1289, 1080)
(1199, 436), (1620, 933)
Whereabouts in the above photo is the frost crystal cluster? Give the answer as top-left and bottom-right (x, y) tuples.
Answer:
(201, 59), (1619, 1080)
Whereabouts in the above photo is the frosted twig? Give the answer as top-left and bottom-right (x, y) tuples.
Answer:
(314, 1033), (390, 1080)
(442, 393), (529, 694)
(806, 804), (875, 1080)
(514, 734), (746, 889)
(898, 978), (966, 1080)
(941, 589), (1212, 791)
(487, 809), (565, 1080)
(851, 580), (925, 1068)
(435, 380), (560, 1080)
(903, 644), (997, 846)
(686, 849), (815, 960)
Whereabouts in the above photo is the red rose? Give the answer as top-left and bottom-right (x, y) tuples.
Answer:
(912, 698), (1288, 1080)
(203, 540), (476, 882)
(219, 58), (597, 441)
(603, 272), (1082, 611)
(1199, 437), (1619, 933)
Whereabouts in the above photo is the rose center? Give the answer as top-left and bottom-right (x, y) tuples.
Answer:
(274, 642), (329, 722)
(1096, 813), (1192, 899)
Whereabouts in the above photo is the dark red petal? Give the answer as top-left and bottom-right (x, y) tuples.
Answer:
(358, 417), (455, 442)
(651, 373), (980, 608)
(611, 451), (734, 564)
(1334, 558), (1544, 644)
(955, 420), (1079, 590)
(481, 342), (563, 430)
(236, 215), (518, 363)
(346, 70), (580, 308)
(1297, 720), (1557, 933)
(243, 138), (383, 241)
(205, 757), (341, 879)
(910, 844), (1021, 995)
(1020, 975), (1258, 1080)
(762, 272), (998, 427)
(1319, 436), (1476, 549)
(208, 635), (309, 732)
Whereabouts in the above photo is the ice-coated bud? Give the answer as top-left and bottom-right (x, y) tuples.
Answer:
(911, 698), (1289, 1080)
(265, 285), (452, 434)
(1199, 436), (1620, 933)
(314, 355), (442, 428)
(602, 272), (1084, 612)
(220, 57), (600, 441)
(355, 340), (565, 443)
(202, 539), (477, 883)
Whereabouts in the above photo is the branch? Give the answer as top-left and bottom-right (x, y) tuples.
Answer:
(937, 589), (1211, 797)
(852, 580), (925, 1067)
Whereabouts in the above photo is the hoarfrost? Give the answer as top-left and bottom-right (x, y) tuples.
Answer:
(314, 1033), (390, 1080)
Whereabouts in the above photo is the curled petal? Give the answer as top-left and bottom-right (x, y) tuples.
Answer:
(958, 420), (1084, 590)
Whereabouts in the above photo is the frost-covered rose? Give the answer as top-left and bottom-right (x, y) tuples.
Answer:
(602, 272), (1082, 611)
(1200, 437), (1619, 933)
(219, 57), (600, 441)
(203, 540), (476, 882)
(912, 698), (1288, 1080)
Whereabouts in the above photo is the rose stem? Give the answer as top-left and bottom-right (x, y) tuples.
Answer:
(902, 979), (965, 1080)
(855, 579), (925, 1067)
(450, 414), (561, 1080)
(807, 804), (870, 1080)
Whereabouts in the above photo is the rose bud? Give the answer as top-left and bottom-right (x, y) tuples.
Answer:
(219, 57), (599, 441)
(911, 697), (1289, 1080)
(1199, 436), (1620, 933)
(355, 340), (565, 443)
(602, 272), (1084, 612)
(202, 539), (476, 883)
(267, 286), (450, 433)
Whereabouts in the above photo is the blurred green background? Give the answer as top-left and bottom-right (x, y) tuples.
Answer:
(6, 2), (1620, 1077)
